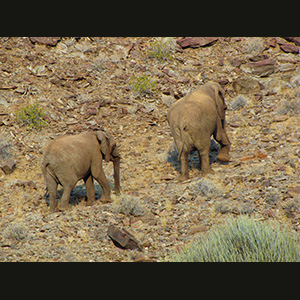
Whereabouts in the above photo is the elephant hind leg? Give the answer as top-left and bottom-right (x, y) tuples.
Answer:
(58, 175), (77, 211)
(59, 185), (74, 211)
(177, 151), (189, 181)
(195, 140), (214, 176)
(44, 166), (58, 212)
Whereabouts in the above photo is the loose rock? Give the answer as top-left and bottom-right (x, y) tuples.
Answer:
(0, 159), (16, 174)
(249, 58), (277, 77)
(107, 225), (143, 252)
(29, 37), (61, 46)
(177, 37), (218, 48)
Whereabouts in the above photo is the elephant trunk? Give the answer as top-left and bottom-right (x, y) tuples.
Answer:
(105, 143), (113, 162)
(113, 155), (120, 194)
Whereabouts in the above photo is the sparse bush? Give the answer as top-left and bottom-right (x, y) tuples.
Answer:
(4, 223), (29, 242)
(278, 97), (300, 116)
(264, 190), (281, 206)
(214, 201), (232, 214)
(189, 178), (221, 198)
(129, 75), (157, 98)
(113, 194), (145, 216)
(230, 95), (247, 111)
(244, 37), (266, 54)
(0, 135), (13, 161)
(290, 75), (300, 87)
(148, 38), (175, 61)
(15, 102), (48, 130)
(282, 198), (300, 216)
(171, 216), (300, 262)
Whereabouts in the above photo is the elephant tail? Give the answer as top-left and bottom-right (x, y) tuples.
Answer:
(177, 124), (188, 161)
(43, 162), (62, 186)
(177, 144), (184, 161)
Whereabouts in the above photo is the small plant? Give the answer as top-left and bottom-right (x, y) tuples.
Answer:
(113, 194), (145, 216)
(171, 216), (300, 262)
(15, 102), (48, 130)
(129, 75), (157, 98)
(230, 95), (247, 111)
(148, 38), (175, 61)
(278, 97), (300, 116)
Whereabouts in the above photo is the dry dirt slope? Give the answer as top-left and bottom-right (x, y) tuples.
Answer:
(0, 37), (300, 261)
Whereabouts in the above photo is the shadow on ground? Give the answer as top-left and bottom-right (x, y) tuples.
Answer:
(167, 139), (221, 172)
(43, 182), (104, 207)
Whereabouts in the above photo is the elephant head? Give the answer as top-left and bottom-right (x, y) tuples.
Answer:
(204, 82), (229, 144)
(96, 130), (121, 193)
(96, 130), (116, 162)
(208, 82), (227, 120)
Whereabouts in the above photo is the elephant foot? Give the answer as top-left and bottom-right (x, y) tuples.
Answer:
(86, 200), (96, 207)
(49, 207), (59, 213)
(58, 203), (71, 211)
(176, 174), (189, 182)
(217, 147), (230, 162)
(202, 167), (214, 177)
(217, 153), (230, 162)
(100, 197), (112, 203)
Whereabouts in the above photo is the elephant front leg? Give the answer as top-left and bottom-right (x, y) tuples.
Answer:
(216, 130), (231, 162)
(91, 159), (112, 203)
(84, 174), (96, 206)
(92, 167), (112, 203)
(58, 186), (72, 211)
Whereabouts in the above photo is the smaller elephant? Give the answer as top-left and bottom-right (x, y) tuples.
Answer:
(41, 130), (120, 212)
(167, 81), (231, 181)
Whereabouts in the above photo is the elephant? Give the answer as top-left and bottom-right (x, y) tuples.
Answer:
(41, 130), (120, 212)
(167, 81), (231, 181)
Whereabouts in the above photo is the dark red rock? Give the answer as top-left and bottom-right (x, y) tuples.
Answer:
(107, 225), (142, 251)
(284, 37), (300, 46)
(162, 68), (177, 77)
(280, 43), (299, 54)
(177, 37), (218, 48)
(249, 58), (276, 77)
(14, 180), (37, 189)
(29, 37), (61, 46)
(266, 37), (277, 48)
(233, 77), (261, 94)
(86, 107), (97, 116)
(263, 209), (276, 218)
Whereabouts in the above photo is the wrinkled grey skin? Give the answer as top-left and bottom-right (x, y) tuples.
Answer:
(167, 82), (231, 181)
(41, 130), (120, 212)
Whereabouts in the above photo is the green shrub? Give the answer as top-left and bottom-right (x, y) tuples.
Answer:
(171, 216), (300, 262)
(129, 75), (157, 98)
(16, 102), (48, 130)
(148, 38), (174, 61)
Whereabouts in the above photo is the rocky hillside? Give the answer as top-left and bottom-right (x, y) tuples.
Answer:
(0, 37), (300, 261)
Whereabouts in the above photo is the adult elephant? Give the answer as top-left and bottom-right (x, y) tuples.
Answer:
(41, 130), (120, 212)
(167, 81), (231, 181)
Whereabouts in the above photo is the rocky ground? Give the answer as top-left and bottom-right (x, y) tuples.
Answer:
(0, 37), (300, 262)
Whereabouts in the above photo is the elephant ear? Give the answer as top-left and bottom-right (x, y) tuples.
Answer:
(95, 131), (113, 162)
(212, 83), (226, 120)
